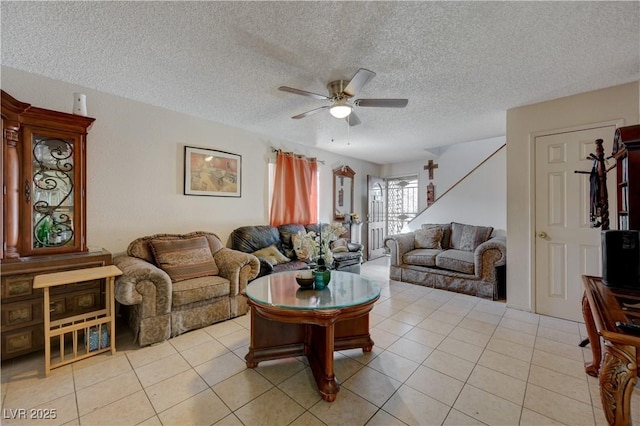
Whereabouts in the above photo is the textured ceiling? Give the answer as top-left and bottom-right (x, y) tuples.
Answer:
(2, 1), (639, 164)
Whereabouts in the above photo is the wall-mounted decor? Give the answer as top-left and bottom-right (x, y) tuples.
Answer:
(333, 165), (355, 221)
(427, 182), (435, 206)
(424, 159), (438, 180)
(184, 146), (241, 197)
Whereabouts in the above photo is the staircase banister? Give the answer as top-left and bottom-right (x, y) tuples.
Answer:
(407, 143), (506, 228)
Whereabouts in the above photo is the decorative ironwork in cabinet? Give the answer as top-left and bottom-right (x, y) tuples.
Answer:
(29, 131), (78, 251)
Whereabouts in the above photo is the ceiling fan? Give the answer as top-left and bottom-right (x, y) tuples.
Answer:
(278, 68), (408, 126)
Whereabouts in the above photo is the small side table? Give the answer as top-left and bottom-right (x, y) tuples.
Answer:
(581, 275), (640, 425)
(33, 265), (122, 376)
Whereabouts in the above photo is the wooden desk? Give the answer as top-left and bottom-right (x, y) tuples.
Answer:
(582, 275), (640, 425)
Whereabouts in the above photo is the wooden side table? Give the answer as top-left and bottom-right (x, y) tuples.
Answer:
(582, 275), (640, 426)
(33, 265), (122, 376)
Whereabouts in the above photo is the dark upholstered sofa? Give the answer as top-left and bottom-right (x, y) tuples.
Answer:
(384, 222), (506, 300)
(230, 223), (363, 278)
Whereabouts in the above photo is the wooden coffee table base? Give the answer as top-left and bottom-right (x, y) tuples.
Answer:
(245, 300), (376, 402)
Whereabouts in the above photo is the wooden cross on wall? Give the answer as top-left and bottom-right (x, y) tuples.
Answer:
(424, 160), (439, 180)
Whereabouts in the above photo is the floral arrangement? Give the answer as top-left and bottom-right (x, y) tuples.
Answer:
(350, 212), (360, 223)
(293, 222), (347, 265)
(323, 222), (347, 241)
(292, 230), (320, 262)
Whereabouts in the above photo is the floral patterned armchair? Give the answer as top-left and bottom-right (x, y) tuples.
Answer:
(114, 231), (259, 346)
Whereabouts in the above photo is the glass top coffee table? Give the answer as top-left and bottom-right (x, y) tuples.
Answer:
(244, 270), (381, 402)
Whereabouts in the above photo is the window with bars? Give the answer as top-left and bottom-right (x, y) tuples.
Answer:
(386, 175), (419, 234)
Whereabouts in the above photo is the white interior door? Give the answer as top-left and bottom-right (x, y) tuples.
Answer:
(535, 125), (616, 322)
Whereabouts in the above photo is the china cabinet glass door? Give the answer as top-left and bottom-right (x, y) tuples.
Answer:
(23, 129), (82, 255)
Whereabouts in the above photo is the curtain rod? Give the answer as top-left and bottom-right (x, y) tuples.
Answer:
(271, 148), (325, 164)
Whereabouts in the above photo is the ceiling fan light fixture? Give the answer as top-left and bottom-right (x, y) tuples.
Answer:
(329, 99), (352, 119)
(279, 69), (407, 125)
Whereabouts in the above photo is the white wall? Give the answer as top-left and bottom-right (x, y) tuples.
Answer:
(382, 137), (505, 212)
(506, 81), (639, 312)
(405, 146), (506, 234)
(2, 67), (382, 256)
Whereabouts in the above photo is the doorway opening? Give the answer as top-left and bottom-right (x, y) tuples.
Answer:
(386, 175), (419, 235)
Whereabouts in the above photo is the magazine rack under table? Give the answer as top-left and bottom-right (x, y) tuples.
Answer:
(33, 265), (122, 376)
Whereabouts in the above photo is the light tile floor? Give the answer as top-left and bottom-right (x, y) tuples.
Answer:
(2, 256), (638, 425)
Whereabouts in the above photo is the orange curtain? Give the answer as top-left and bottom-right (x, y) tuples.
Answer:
(270, 151), (318, 226)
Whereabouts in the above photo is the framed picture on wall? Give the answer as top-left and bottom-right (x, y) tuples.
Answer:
(184, 146), (241, 197)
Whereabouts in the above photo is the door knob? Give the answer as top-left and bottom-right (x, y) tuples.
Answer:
(537, 231), (548, 238)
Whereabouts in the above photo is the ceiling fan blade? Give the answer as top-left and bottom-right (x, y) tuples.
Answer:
(354, 98), (409, 108)
(292, 106), (330, 119)
(343, 68), (376, 97)
(279, 86), (330, 100)
(345, 112), (361, 126)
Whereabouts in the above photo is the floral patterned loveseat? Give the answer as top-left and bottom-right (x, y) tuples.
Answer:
(230, 223), (363, 278)
(114, 231), (260, 346)
(384, 222), (506, 300)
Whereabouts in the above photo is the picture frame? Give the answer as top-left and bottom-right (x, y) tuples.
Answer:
(184, 146), (241, 197)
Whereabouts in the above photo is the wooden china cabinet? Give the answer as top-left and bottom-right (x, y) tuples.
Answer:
(1, 90), (112, 360)
(613, 124), (640, 231)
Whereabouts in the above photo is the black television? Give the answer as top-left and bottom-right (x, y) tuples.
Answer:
(602, 230), (640, 287)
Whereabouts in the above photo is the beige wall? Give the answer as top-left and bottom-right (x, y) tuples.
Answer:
(382, 136), (505, 214)
(407, 146), (506, 234)
(1, 67), (382, 256)
(506, 81), (640, 312)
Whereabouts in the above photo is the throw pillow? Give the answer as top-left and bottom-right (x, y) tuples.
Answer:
(150, 236), (219, 282)
(331, 238), (349, 253)
(450, 222), (494, 252)
(422, 223), (452, 249)
(414, 227), (443, 249)
(278, 224), (306, 258)
(253, 244), (290, 266)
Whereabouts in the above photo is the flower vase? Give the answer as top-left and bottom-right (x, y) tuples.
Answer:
(314, 268), (331, 290)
